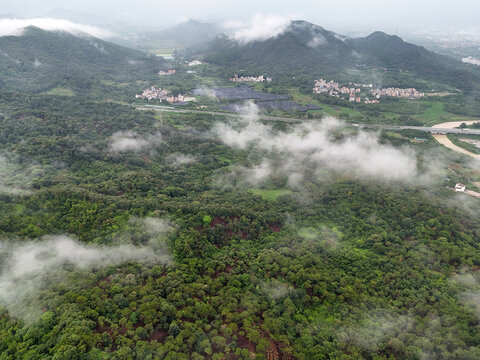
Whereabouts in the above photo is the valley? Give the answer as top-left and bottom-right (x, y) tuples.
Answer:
(1, 11), (480, 360)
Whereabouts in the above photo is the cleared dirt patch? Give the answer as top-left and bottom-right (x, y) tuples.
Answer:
(432, 120), (480, 159)
(433, 134), (480, 159)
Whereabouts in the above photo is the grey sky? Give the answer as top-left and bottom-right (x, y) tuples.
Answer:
(1, 0), (479, 36)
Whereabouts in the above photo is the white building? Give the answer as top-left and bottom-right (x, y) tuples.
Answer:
(187, 60), (203, 67)
(455, 183), (466, 192)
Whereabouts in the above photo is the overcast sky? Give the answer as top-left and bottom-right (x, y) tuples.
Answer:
(1, 0), (479, 36)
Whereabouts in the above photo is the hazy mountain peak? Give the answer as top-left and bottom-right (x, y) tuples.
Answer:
(366, 31), (404, 43)
(0, 25), (162, 93)
(0, 17), (114, 39)
(45, 8), (110, 28)
(197, 20), (479, 91)
(0, 13), (20, 19)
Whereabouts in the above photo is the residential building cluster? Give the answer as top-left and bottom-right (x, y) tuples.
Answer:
(136, 86), (168, 100)
(348, 82), (373, 88)
(370, 87), (424, 99)
(313, 78), (423, 104)
(158, 69), (176, 76)
(313, 79), (378, 103)
(314, 79), (361, 96)
(135, 87), (196, 104)
(363, 97), (380, 104)
(229, 74), (272, 83)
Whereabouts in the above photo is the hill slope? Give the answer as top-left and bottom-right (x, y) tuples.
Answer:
(194, 20), (480, 91)
(0, 26), (164, 95)
(141, 20), (223, 51)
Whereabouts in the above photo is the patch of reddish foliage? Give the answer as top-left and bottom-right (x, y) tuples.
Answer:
(149, 329), (167, 342)
(133, 321), (145, 329)
(95, 326), (115, 336)
(142, 155), (153, 163)
(269, 224), (283, 232)
(212, 264), (234, 279)
(210, 217), (248, 240)
(198, 216), (282, 247)
(102, 275), (114, 283)
(258, 329), (293, 360)
(266, 343), (280, 360)
(236, 332), (257, 354)
(210, 216), (232, 227)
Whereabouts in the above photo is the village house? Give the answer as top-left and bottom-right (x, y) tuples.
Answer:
(229, 74), (272, 83)
(187, 60), (203, 67)
(314, 78), (423, 103)
(371, 87), (424, 99)
(158, 69), (176, 76)
(455, 183), (466, 192)
(135, 86), (197, 104)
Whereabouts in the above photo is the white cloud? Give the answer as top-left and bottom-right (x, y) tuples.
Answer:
(337, 311), (415, 352)
(225, 14), (291, 44)
(462, 56), (480, 66)
(166, 153), (197, 166)
(0, 18), (114, 38)
(451, 271), (480, 320)
(260, 279), (293, 299)
(0, 217), (172, 321)
(108, 130), (162, 153)
(212, 102), (418, 186)
(307, 33), (327, 47)
(0, 152), (46, 195)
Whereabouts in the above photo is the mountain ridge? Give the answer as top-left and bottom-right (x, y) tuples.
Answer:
(189, 20), (480, 91)
(0, 26), (163, 95)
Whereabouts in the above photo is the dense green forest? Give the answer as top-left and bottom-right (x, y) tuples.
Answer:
(1, 90), (480, 360)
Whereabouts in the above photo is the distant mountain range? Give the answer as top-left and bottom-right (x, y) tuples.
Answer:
(151, 20), (222, 46)
(138, 20), (224, 51)
(0, 26), (163, 95)
(0, 13), (20, 19)
(189, 20), (480, 91)
(1, 19), (478, 97)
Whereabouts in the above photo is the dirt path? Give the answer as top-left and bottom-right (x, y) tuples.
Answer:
(432, 120), (480, 159)
(432, 120), (480, 129)
(466, 189), (480, 198)
(432, 134), (480, 159)
(472, 182), (480, 190)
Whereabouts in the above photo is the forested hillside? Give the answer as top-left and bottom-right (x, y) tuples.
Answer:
(192, 20), (480, 91)
(1, 91), (480, 359)
(0, 27), (163, 97)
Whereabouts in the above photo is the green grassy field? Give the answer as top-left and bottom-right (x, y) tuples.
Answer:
(248, 188), (293, 201)
(287, 88), (362, 118)
(419, 102), (445, 123)
(45, 87), (75, 97)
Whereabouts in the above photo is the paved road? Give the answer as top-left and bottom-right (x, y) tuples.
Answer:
(138, 104), (480, 135)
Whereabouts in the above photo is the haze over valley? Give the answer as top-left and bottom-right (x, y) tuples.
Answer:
(2, 1), (480, 359)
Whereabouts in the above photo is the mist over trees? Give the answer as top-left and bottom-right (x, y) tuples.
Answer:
(1, 6), (480, 359)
